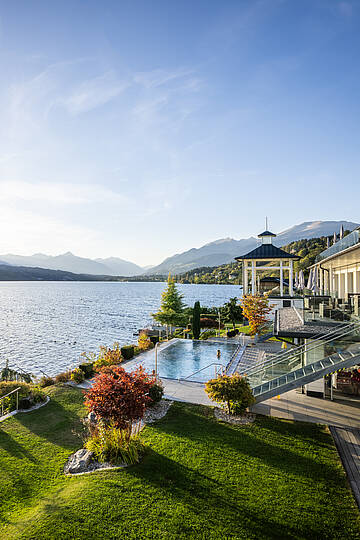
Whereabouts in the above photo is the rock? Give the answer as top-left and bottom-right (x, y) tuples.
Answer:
(64, 449), (94, 474)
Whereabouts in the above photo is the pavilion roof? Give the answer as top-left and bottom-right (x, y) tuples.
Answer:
(258, 230), (276, 237)
(235, 244), (300, 261)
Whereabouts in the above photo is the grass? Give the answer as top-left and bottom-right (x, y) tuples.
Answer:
(0, 386), (359, 539)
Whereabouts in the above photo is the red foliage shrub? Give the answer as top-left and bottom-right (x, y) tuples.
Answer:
(84, 365), (156, 430)
(200, 317), (224, 329)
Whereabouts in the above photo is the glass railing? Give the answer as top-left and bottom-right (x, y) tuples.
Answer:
(246, 323), (360, 388)
(315, 229), (359, 263)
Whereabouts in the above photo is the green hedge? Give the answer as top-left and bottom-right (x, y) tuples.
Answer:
(121, 345), (135, 360)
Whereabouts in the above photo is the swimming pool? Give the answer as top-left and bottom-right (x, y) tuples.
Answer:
(139, 339), (239, 382)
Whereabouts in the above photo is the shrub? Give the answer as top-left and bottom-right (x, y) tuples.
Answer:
(39, 376), (55, 387)
(205, 374), (255, 415)
(85, 365), (155, 430)
(31, 386), (46, 404)
(138, 332), (154, 351)
(121, 345), (135, 360)
(71, 368), (85, 384)
(93, 342), (123, 371)
(54, 371), (72, 384)
(79, 362), (95, 378)
(148, 381), (164, 406)
(133, 346), (142, 356)
(0, 381), (31, 398)
(200, 317), (224, 329)
(0, 382), (45, 413)
(85, 422), (144, 465)
(199, 330), (217, 340)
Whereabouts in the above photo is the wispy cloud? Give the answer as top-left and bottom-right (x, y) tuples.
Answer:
(134, 68), (194, 88)
(0, 180), (129, 205)
(60, 71), (128, 115)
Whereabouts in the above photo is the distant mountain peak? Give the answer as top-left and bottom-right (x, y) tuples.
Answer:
(146, 220), (359, 275)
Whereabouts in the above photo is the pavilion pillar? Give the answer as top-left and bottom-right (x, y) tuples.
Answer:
(251, 261), (256, 295)
(244, 262), (248, 295)
(289, 260), (294, 297)
(280, 260), (284, 296)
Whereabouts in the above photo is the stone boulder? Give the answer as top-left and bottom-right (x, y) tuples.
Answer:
(64, 449), (94, 474)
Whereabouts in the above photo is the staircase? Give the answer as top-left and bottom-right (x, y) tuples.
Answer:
(252, 346), (360, 403)
(247, 319), (360, 403)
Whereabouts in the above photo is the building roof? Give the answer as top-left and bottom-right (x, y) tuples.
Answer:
(257, 230), (276, 238)
(235, 244), (300, 261)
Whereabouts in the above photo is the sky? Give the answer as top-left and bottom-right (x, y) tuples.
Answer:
(0, 0), (359, 266)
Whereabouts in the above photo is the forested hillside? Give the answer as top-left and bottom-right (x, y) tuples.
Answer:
(174, 233), (349, 285)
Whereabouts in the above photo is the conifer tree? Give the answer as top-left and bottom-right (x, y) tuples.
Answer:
(192, 301), (201, 339)
(152, 274), (186, 331)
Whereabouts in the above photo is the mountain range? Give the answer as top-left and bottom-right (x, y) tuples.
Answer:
(0, 220), (358, 278)
(0, 252), (144, 277)
(145, 220), (359, 275)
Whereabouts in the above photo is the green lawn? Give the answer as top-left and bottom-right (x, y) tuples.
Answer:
(0, 386), (359, 539)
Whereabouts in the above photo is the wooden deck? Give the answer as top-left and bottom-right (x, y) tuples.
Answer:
(330, 426), (360, 508)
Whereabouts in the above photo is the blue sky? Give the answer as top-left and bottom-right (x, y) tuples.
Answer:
(0, 0), (359, 266)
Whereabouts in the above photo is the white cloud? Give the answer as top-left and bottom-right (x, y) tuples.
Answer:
(133, 68), (194, 89)
(0, 181), (129, 205)
(60, 71), (128, 115)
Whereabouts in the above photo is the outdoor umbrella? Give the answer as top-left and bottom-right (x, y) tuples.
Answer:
(333, 232), (337, 245)
(312, 267), (318, 294)
(326, 237), (330, 248)
(306, 268), (313, 290)
(299, 270), (305, 289)
(340, 224), (344, 239)
(294, 271), (299, 289)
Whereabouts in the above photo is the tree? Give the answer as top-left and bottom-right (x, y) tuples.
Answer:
(192, 301), (201, 339)
(240, 295), (273, 336)
(152, 274), (186, 330)
(84, 365), (155, 433)
(222, 297), (243, 329)
(205, 374), (255, 415)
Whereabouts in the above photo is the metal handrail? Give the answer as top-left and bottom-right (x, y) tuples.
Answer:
(225, 345), (246, 375)
(180, 363), (225, 381)
(238, 320), (360, 378)
(0, 386), (21, 417)
(241, 319), (360, 374)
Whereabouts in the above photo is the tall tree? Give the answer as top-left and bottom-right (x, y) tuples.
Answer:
(192, 300), (201, 339)
(222, 297), (243, 329)
(240, 295), (272, 336)
(152, 274), (186, 331)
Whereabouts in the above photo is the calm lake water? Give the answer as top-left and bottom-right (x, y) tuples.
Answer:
(0, 281), (241, 376)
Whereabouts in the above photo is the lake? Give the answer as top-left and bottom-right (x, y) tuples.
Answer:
(0, 281), (241, 376)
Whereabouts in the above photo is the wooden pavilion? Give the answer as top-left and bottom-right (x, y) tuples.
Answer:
(235, 229), (300, 297)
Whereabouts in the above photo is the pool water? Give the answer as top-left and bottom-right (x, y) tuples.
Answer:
(154, 339), (238, 382)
